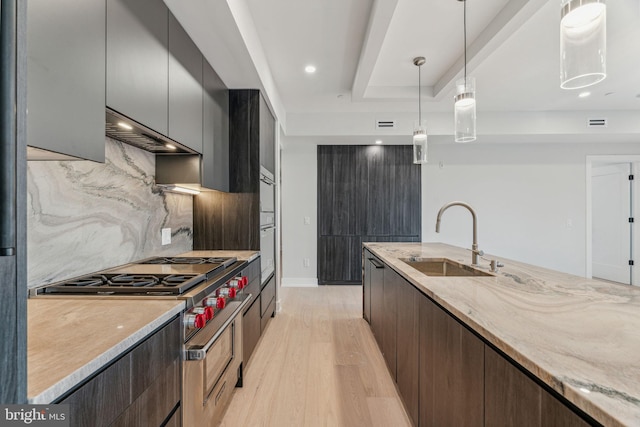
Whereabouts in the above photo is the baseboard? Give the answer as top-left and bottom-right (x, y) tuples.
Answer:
(281, 277), (318, 287)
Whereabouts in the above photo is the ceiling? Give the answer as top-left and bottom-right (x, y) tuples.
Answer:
(166, 0), (640, 143)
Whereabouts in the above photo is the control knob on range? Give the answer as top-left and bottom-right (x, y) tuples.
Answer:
(216, 287), (236, 299)
(204, 295), (227, 309)
(228, 279), (242, 291)
(184, 313), (206, 329)
(193, 306), (214, 320)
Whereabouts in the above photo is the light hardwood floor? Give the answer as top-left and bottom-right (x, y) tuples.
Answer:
(219, 286), (413, 427)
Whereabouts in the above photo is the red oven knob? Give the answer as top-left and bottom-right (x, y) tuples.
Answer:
(203, 306), (214, 320)
(228, 287), (237, 298)
(241, 276), (248, 287)
(216, 297), (226, 309)
(229, 279), (242, 291)
(184, 313), (207, 329)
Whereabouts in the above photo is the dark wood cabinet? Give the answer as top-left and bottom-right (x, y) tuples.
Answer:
(396, 277), (419, 426)
(27, 0), (105, 162)
(485, 345), (593, 427)
(202, 59), (229, 192)
(317, 146), (421, 284)
(243, 297), (262, 367)
(364, 252), (599, 427)
(420, 297), (484, 427)
(382, 266), (398, 379)
(368, 255), (385, 349)
(59, 317), (181, 427)
(107, 0), (168, 135)
(168, 13), (203, 153)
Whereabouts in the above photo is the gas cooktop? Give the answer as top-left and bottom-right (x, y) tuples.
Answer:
(41, 273), (204, 295)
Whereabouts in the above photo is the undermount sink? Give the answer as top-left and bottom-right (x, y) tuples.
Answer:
(401, 257), (494, 277)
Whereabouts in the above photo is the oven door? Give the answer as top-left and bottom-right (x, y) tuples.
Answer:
(183, 296), (250, 425)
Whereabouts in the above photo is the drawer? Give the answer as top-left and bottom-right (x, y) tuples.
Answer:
(243, 275), (261, 309)
(204, 325), (233, 397)
(260, 275), (275, 317)
(242, 297), (262, 366)
(261, 296), (275, 333)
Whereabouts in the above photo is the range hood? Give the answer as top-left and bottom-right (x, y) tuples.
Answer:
(106, 108), (197, 155)
(106, 108), (206, 194)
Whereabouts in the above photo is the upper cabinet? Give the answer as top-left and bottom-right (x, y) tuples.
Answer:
(202, 60), (229, 192)
(106, 0), (168, 136)
(259, 96), (275, 175)
(168, 14), (203, 154)
(27, 0), (106, 162)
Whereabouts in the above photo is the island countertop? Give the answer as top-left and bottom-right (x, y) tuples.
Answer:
(364, 242), (640, 427)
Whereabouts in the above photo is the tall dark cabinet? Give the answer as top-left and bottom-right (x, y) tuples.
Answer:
(317, 145), (421, 284)
(1, 0), (27, 403)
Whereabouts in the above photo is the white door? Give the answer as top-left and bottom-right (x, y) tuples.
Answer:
(592, 163), (631, 284)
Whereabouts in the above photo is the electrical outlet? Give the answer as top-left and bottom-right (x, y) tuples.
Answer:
(303, 258), (310, 268)
(304, 216), (311, 225)
(161, 228), (171, 245)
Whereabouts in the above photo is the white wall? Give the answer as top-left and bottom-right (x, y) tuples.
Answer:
(281, 139), (640, 283)
(424, 142), (640, 276)
(281, 139), (318, 286)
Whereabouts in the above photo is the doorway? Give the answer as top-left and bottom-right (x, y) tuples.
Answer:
(586, 156), (640, 286)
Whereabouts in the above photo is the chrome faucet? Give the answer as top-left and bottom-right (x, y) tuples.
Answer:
(435, 201), (483, 265)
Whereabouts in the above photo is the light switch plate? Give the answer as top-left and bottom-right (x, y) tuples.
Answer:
(161, 228), (171, 245)
(304, 216), (311, 225)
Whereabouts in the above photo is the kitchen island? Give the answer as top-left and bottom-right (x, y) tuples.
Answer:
(364, 242), (640, 427)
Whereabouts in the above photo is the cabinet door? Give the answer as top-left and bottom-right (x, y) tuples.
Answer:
(541, 389), (591, 427)
(368, 256), (385, 349)
(382, 266), (398, 379)
(259, 94), (275, 174)
(27, 0), (105, 162)
(107, 0), (168, 135)
(485, 345), (541, 427)
(243, 298), (262, 366)
(363, 250), (372, 322)
(202, 59), (229, 192)
(396, 277), (419, 426)
(168, 13), (203, 153)
(420, 298), (484, 427)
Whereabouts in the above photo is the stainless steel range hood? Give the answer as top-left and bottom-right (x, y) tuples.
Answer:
(106, 108), (197, 155)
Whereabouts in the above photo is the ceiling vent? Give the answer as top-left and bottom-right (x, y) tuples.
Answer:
(587, 118), (608, 128)
(376, 119), (396, 129)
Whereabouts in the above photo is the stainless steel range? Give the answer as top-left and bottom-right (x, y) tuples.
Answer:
(31, 255), (253, 425)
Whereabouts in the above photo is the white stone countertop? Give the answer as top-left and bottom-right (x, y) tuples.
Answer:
(28, 299), (185, 404)
(176, 249), (259, 263)
(364, 242), (640, 427)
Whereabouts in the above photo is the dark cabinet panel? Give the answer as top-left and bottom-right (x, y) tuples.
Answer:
(318, 145), (420, 284)
(260, 275), (276, 317)
(168, 13), (203, 153)
(259, 95), (275, 174)
(368, 255), (385, 349)
(243, 297), (262, 366)
(202, 59), (229, 192)
(318, 236), (361, 283)
(60, 317), (181, 427)
(27, 0), (105, 162)
(382, 266), (398, 379)
(396, 277), (419, 426)
(363, 249), (372, 322)
(420, 298), (484, 427)
(107, 0), (168, 135)
(229, 90), (260, 193)
(260, 296), (275, 333)
(485, 345), (541, 427)
(541, 389), (591, 427)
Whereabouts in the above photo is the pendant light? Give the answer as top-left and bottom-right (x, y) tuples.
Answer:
(412, 56), (428, 164)
(560, 0), (606, 89)
(454, 0), (476, 143)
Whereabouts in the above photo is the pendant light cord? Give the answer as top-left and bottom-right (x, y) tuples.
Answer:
(463, 0), (467, 84)
(418, 63), (422, 123)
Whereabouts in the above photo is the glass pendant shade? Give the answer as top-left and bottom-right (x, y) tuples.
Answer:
(454, 77), (476, 143)
(560, 0), (606, 89)
(413, 119), (428, 164)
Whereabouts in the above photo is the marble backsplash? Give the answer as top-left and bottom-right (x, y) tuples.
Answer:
(27, 138), (193, 288)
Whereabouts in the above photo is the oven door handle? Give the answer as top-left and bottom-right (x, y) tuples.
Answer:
(186, 294), (252, 360)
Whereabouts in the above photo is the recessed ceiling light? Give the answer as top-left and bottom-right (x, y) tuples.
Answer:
(578, 91), (591, 98)
(165, 143), (177, 150)
(305, 65), (316, 74)
(375, 140), (382, 145)
(117, 121), (133, 130)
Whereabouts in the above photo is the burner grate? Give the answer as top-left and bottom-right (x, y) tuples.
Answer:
(108, 274), (160, 287)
